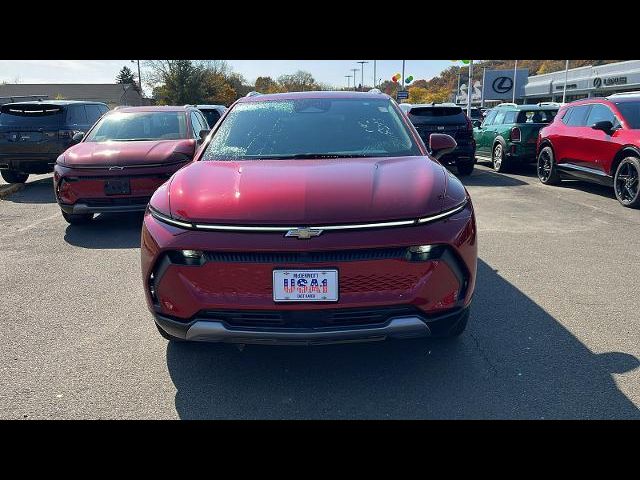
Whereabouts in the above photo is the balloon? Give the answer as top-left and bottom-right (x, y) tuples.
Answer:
(405, 75), (414, 83)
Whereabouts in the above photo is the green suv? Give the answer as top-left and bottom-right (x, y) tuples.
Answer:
(474, 103), (559, 172)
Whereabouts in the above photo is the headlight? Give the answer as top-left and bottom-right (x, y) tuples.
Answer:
(417, 199), (467, 224)
(149, 206), (194, 229)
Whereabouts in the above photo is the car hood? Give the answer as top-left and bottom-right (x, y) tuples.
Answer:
(61, 139), (196, 167)
(167, 156), (448, 225)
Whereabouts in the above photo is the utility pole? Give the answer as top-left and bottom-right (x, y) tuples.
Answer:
(131, 60), (142, 97)
(350, 68), (359, 91)
(512, 60), (518, 103)
(562, 60), (569, 104)
(373, 60), (377, 88)
(401, 60), (406, 91)
(357, 61), (369, 90)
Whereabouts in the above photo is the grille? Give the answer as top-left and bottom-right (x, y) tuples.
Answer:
(80, 196), (151, 207)
(204, 248), (408, 263)
(198, 306), (422, 329)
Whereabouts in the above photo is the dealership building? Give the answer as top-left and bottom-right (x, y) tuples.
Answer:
(523, 60), (640, 103)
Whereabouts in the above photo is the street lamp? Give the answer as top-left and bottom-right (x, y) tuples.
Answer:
(344, 75), (352, 90)
(357, 61), (369, 90)
(350, 68), (359, 91)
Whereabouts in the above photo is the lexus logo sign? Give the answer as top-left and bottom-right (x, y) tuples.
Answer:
(593, 77), (602, 88)
(492, 76), (513, 94)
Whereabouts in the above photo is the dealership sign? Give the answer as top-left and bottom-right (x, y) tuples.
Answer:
(593, 76), (628, 88)
(483, 69), (528, 100)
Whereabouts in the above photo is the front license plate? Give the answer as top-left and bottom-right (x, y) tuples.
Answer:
(273, 270), (338, 302)
(104, 179), (131, 195)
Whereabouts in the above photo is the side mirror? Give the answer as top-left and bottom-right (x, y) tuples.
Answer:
(591, 120), (614, 133)
(197, 129), (210, 144)
(429, 133), (457, 160)
(472, 120), (482, 128)
(71, 132), (85, 144)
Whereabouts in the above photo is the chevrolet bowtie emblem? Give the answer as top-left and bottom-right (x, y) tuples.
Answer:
(108, 166), (125, 171)
(285, 228), (323, 239)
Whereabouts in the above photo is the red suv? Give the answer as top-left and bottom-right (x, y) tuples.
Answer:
(537, 94), (640, 208)
(54, 106), (211, 224)
(141, 91), (477, 345)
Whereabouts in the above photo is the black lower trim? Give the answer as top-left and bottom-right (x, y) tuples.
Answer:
(153, 304), (471, 340)
(557, 163), (613, 186)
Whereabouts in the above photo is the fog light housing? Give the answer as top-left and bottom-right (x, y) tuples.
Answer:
(181, 250), (203, 259)
(406, 244), (446, 262)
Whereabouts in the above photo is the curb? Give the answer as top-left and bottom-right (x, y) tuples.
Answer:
(0, 183), (25, 199)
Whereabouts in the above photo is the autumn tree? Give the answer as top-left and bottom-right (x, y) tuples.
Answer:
(277, 71), (321, 92)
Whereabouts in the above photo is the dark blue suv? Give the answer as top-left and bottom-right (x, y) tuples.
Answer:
(0, 100), (108, 183)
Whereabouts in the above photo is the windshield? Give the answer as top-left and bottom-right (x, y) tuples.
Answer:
(201, 98), (421, 160)
(615, 101), (640, 129)
(84, 111), (188, 142)
(0, 104), (64, 128)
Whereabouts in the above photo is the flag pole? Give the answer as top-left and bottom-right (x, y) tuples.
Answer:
(562, 60), (569, 104)
(467, 60), (473, 119)
(512, 60), (518, 103)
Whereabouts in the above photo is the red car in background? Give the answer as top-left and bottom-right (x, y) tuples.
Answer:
(54, 106), (212, 224)
(537, 93), (640, 208)
(141, 91), (477, 346)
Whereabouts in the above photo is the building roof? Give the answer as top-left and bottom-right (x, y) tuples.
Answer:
(0, 83), (144, 106)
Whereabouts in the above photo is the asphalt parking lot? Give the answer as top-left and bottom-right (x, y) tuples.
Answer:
(1, 163), (639, 419)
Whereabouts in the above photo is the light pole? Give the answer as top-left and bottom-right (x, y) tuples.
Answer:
(345, 75), (352, 90)
(467, 60), (473, 119)
(373, 60), (377, 88)
(131, 60), (142, 97)
(401, 60), (406, 91)
(357, 61), (369, 90)
(512, 60), (518, 103)
(562, 60), (569, 103)
(350, 68), (359, 91)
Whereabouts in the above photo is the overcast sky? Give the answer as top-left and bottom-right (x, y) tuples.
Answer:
(0, 60), (453, 91)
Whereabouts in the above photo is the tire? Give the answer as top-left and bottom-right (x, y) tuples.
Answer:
(537, 145), (561, 185)
(614, 156), (640, 208)
(456, 159), (474, 176)
(156, 323), (185, 342)
(61, 210), (93, 225)
(492, 142), (509, 172)
(442, 307), (471, 338)
(1, 170), (29, 184)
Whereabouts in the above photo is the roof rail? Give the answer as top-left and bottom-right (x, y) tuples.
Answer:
(496, 102), (518, 107)
(368, 88), (382, 94)
(537, 102), (562, 107)
(245, 91), (261, 97)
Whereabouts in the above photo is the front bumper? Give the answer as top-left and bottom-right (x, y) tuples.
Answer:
(141, 200), (478, 342)
(154, 305), (470, 345)
(54, 162), (187, 215)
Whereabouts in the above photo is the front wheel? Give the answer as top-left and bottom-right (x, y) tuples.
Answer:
(1, 170), (29, 184)
(614, 157), (640, 208)
(456, 159), (474, 176)
(537, 146), (561, 185)
(61, 210), (93, 225)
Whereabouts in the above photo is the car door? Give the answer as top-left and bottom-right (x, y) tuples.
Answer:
(554, 104), (592, 167)
(475, 109), (497, 155)
(581, 103), (622, 174)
